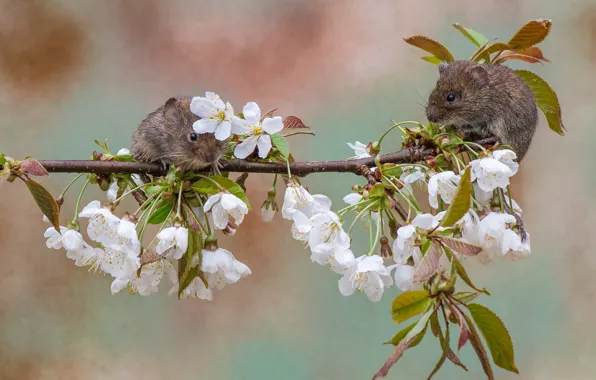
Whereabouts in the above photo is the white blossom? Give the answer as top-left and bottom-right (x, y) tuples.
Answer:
(391, 263), (415, 291)
(116, 148), (130, 156)
(338, 255), (393, 302)
(473, 183), (493, 207)
(343, 192), (362, 205)
(155, 226), (189, 260)
(203, 192), (249, 230)
(282, 184), (330, 219)
(347, 141), (371, 159)
(107, 181), (119, 203)
(308, 211), (350, 250)
(231, 102), (284, 158)
(290, 211), (312, 242)
(128, 259), (177, 296)
(392, 225), (421, 265)
(310, 243), (356, 274)
(503, 232), (531, 261)
(170, 278), (213, 301)
(470, 157), (514, 193)
(190, 92), (234, 141)
(477, 212), (517, 250)
(201, 248), (251, 290)
(261, 201), (277, 222)
(79, 201), (121, 244)
(493, 149), (519, 176)
(428, 171), (460, 209)
(400, 166), (426, 194)
(44, 226), (84, 251)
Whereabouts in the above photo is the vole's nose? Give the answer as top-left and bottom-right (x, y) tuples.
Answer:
(426, 107), (439, 123)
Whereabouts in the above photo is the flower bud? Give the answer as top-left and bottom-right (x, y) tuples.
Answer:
(367, 141), (381, 156)
(424, 155), (436, 168)
(380, 236), (393, 261)
(55, 196), (64, 207)
(161, 191), (173, 199)
(261, 199), (277, 222)
(183, 180), (192, 190)
(388, 219), (399, 239)
(98, 177), (110, 191)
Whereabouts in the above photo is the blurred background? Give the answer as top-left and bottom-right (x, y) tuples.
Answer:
(0, 0), (591, 379)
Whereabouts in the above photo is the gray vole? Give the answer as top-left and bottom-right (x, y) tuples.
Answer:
(425, 60), (538, 161)
(131, 96), (228, 173)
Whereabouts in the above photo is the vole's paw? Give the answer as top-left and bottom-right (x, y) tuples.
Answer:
(210, 160), (222, 176)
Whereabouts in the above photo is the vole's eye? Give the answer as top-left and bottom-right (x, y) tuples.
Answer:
(446, 93), (456, 102)
(190, 132), (198, 141)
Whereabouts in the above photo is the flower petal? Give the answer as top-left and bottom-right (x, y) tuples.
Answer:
(243, 102), (261, 124)
(231, 117), (250, 135)
(193, 119), (218, 134)
(214, 120), (231, 141)
(261, 116), (284, 134)
(190, 97), (217, 118)
(257, 135), (272, 158)
(234, 136), (259, 159)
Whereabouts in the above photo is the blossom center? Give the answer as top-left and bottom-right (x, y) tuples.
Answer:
(216, 111), (226, 121)
(252, 125), (264, 135)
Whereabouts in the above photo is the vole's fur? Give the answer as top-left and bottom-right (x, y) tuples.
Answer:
(131, 96), (228, 172)
(426, 60), (538, 161)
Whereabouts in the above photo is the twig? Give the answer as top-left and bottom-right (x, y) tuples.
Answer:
(37, 147), (433, 177)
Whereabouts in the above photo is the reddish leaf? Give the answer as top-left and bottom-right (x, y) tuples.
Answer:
(458, 325), (470, 350)
(21, 158), (49, 177)
(413, 243), (441, 282)
(494, 52), (543, 65)
(283, 116), (310, 129)
(515, 46), (550, 62)
(260, 108), (278, 121)
(508, 19), (552, 49)
(403, 35), (454, 62)
(436, 236), (482, 256)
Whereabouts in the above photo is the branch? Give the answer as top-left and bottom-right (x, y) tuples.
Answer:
(38, 147), (434, 177)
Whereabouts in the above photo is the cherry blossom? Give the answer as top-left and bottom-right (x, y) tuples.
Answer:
(338, 255), (393, 302)
(190, 92), (234, 141)
(203, 192), (249, 230)
(231, 102), (284, 158)
(428, 171), (460, 209)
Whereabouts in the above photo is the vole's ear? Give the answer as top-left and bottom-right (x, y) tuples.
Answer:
(163, 97), (178, 118)
(438, 62), (448, 75)
(471, 66), (489, 88)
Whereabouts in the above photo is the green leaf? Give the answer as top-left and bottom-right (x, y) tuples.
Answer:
(483, 42), (511, 55)
(192, 175), (251, 209)
(508, 19), (552, 49)
(392, 290), (432, 324)
(145, 185), (165, 197)
(25, 178), (60, 231)
(0, 154), (5, 166)
(178, 230), (201, 298)
(514, 70), (565, 135)
(404, 307), (434, 342)
(443, 247), (490, 295)
(454, 291), (480, 304)
(452, 23), (488, 47)
(468, 304), (518, 374)
(270, 133), (289, 159)
(369, 183), (386, 198)
(403, 35), (455, 62)
(463, 312), (495, 380)
(421, 55), (442, 65)
(385, 321), (427, 348)
(440, 166), (471, 227)
(147, 197), (174, 224)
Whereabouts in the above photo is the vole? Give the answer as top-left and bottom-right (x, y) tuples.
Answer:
(425, 60), (538, 161)
(131, 96), (228, 173)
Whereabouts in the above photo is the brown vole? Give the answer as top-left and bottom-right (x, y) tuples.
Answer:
(426, 60), (538, 161)
(131, 96), (228, 173)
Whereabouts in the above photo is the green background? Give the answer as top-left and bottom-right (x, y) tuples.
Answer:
(0, 0), (592, 379)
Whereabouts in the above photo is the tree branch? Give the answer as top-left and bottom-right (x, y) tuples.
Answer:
(38, 147), (434, 177)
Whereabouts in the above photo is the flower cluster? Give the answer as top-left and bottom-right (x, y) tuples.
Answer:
(280, 146), (530, 303)
(190, 92), (284, 159)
